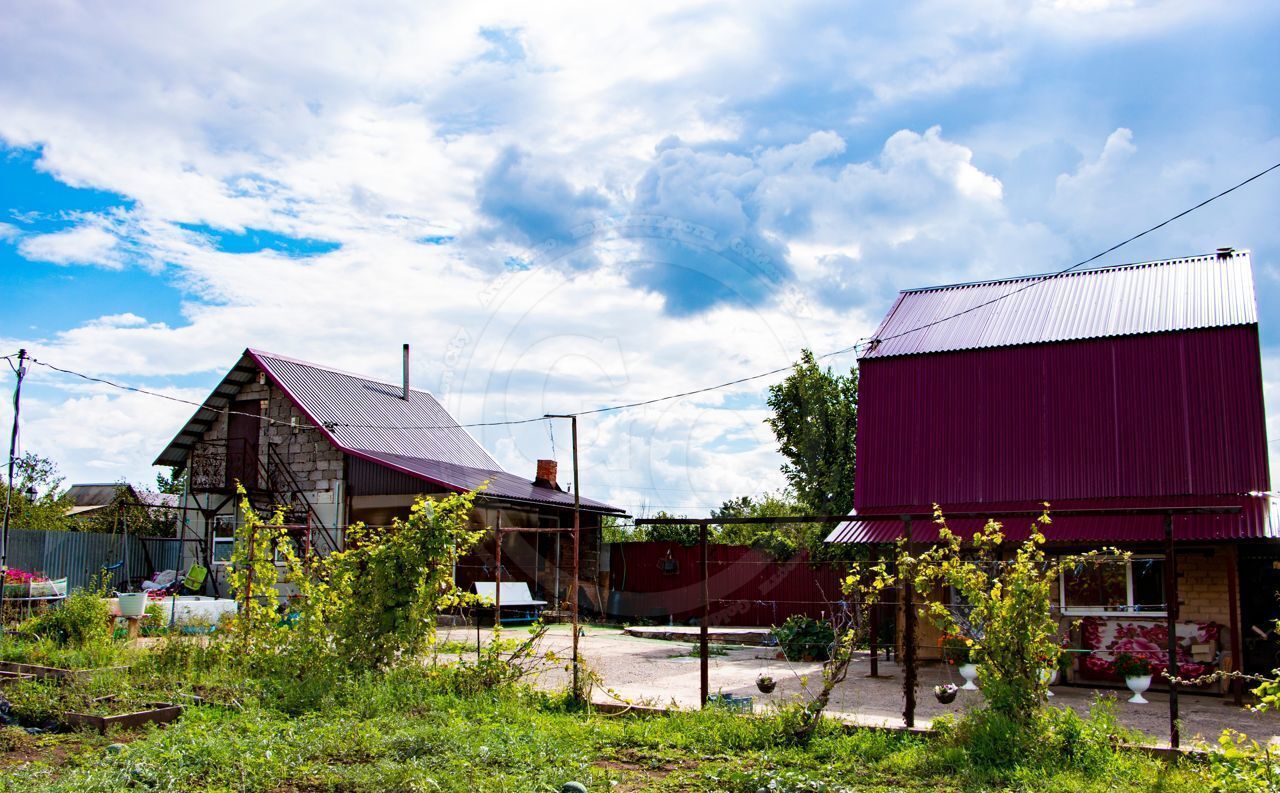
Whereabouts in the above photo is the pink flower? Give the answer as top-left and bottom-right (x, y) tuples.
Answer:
(1111, 637), (1162, 659)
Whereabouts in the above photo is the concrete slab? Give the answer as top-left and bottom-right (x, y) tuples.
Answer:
(439, 624), (1280, 749)
(623, 625), (773, 645)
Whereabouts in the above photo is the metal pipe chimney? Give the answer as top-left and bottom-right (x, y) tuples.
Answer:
(402, 343), (410, 400)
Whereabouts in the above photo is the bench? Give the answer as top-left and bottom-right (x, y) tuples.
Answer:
(473, 582), (547, 625)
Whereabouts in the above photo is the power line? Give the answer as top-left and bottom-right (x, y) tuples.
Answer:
(19, 159), (1280, 429)
(868, 160), (1280, 350)
(576, 158), (1280, 416)
(25, 358), (551, 433)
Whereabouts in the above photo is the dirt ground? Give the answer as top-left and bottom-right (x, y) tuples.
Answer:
(440, 623), (1280, 748)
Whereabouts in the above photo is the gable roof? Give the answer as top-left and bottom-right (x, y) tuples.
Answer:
(864, 250), (1257, 359)
(65, 483), (179, 516)
(250, 349), (500, 469)
(155, 349), (625, 515)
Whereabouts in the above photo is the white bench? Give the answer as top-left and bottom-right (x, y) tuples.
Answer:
(474, 582), (547, 624)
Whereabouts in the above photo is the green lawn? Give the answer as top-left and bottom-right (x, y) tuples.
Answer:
(0, 658), (1216, 793)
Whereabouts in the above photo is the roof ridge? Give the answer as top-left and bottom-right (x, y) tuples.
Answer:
(900, 250), (1250, 295)
(246, 347), (442, 398)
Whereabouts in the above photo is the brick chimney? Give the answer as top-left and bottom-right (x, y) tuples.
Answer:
(534, 459), (559, 490)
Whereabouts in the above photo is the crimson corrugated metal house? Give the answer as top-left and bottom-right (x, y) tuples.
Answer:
(155, 348), (625, 607)
(830, 250), (1277, 678)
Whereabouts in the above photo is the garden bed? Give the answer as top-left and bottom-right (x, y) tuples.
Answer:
(63, 696), (183, 735)
(0, 661), (129, 684)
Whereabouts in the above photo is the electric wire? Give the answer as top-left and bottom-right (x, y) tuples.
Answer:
(16, 159), (1280, 428)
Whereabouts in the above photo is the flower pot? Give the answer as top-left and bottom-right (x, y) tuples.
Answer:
(958, 663), (979, 690)
(1125, 674), (1152, 704)
(756, 677), (776, 694)
(934, 684), (958, 704)
(1039, 668), (1058, 697)
(116, 592), (148, 619)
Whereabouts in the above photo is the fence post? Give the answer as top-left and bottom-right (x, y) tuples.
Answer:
(1163, 512), (1179, 749)
(901, 516), (916, 729)
(867, 545), (881, 678)
(700, 519), (710, 709)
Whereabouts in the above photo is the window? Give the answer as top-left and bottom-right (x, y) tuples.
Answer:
(1059, 556), (1165, 615)
(211, 515), (236, 564)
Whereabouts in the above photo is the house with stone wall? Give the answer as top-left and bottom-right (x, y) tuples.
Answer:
(828, 250), (1277, 683)
(154, 347), (625, 607)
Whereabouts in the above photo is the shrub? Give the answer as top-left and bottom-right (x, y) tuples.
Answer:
(15, 578), (111, 649)
(773, 615), (835, 661)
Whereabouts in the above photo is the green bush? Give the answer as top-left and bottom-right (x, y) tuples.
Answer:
(773, 615), (835, 661)
(16, 584), (111, 649)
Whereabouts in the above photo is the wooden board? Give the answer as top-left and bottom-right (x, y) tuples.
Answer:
(0, 662), (129, 683)
(64, 703), (184, 735)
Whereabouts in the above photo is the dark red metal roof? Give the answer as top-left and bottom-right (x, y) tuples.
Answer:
(350, 449), (625, 514)
(866, 251), (1257, 359)
(827, 495), (1278, 544)
(251, 349), (501, 469)
(155, 349), (625, 514)
(837, 251), (1271, 546)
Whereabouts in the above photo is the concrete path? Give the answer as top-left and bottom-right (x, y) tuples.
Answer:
(440, 624), (1280, 749)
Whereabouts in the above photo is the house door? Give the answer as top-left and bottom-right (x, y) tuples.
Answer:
(1239, 549), (1280, 674)
(226, 402), (260, 491)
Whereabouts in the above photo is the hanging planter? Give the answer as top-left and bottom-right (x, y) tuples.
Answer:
(755, 675), (776, 694)
(933, 683), (958, 704)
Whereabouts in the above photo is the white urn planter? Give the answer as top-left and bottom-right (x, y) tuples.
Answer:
(1125, 674), (1152, 704)
(958, 663), (980, 690)
(1040, 668), (1058, 697)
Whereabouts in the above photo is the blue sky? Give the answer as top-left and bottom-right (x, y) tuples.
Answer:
(0, 1), (1278, 513)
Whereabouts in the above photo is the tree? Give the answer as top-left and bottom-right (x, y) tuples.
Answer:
(710, 490), (819, 559)
(1, 452), (73, 532)
(765, 349), (858, 517)
(155, 467), (187, 495)
(639, 511), (700, 545)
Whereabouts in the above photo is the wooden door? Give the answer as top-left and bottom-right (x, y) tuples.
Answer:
(226, 402), (260, 491)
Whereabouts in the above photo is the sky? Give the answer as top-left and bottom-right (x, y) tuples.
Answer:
(1, 1), (1278, 517)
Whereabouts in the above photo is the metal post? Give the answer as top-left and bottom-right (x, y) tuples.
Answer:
(1163, 512), (1180, 749)
(867, 544), (881, 678)
(901, 517), (917, 729)
(495, 517), (503, 633)
(569, 416), (581, 701)
(700, 519), (710, 709)
(1226, 543), (1244, 707)
(0, 349), (28, 619)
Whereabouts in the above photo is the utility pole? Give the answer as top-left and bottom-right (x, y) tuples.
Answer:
(1, 349), (29, 618)
(545, 414), (581, 701)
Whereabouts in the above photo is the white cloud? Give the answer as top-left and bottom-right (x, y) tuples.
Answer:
(0, 2), (1275, 511)
(17, 222), (119, 267)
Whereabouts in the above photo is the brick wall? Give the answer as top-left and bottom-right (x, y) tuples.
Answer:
(896, 545), (1240, 663)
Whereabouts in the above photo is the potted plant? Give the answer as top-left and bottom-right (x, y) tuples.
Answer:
(941, 635), (979, 690)
(933, 683), (958, 704)
(1112, 652), (1154, 704)
(755, 674), (776, 694)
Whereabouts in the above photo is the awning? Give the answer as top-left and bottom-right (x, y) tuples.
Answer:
(826, 495), (1276, 545)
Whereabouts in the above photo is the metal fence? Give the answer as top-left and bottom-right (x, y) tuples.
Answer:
(4, 528), (181, 592)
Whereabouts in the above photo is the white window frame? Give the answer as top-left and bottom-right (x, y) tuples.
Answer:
(211, 514), (236, 566)
(1058, 554), (1166, 617)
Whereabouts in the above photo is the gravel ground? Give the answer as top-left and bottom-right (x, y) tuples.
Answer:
(440, 623), (1280, 748)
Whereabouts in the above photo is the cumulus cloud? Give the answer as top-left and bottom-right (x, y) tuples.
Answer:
(18, 221), (120, 266)
(0, 1), (1276, 510)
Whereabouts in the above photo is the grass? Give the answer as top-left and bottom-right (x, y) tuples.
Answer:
(0, 638), (1221, 793)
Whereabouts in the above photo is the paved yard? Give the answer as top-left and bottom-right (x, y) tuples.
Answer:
(441, 623), (1280, 748)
